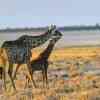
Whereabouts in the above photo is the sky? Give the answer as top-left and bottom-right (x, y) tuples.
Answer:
(0, 0), (100, 29)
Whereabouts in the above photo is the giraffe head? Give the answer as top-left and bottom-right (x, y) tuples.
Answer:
(50, 31), (62, 44)
(51, 27), (62, 40)
(47, 25), (63, 40)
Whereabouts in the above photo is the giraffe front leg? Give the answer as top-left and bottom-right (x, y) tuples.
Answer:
(27, 63), (37, 88)
(42, 71), (45, 88)
(45, 63), (49, 89)
(8, 63), (16, 91)
(24, 74), (30, 89)
(13, 64), (21, 80)
(45, 69), (49, 89)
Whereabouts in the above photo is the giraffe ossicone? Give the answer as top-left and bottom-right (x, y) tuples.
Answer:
(48, 24), (56, 31)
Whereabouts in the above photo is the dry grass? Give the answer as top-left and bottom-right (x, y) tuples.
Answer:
(0, 47), (100, 100)
(31, 47), (100, 61)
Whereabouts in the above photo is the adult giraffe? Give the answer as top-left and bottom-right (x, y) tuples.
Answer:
(1, 25), (62, 90)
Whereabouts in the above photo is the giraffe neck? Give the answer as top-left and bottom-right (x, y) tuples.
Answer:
(26, 30), (51, 48)
(38, 40), (56, 60)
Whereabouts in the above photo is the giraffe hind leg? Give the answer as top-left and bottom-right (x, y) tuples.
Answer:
(0, 67), (7, 90)
(3, 67), (7, 90)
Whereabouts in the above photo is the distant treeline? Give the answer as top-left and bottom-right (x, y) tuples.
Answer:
(59, 24), (100, 31)
(0, 24), (100, 33)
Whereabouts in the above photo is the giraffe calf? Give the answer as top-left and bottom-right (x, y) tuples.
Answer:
(25, 38), (62, 89)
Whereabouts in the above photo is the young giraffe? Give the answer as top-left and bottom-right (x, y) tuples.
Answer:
(1, 25), (61, 90)
(25, 32), (62, 88)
